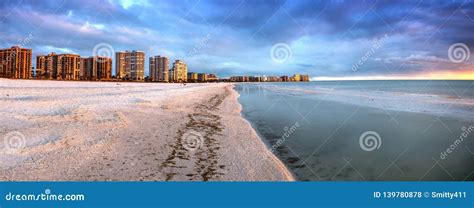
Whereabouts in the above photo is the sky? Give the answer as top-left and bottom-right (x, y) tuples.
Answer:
(0, 0), (473, 79)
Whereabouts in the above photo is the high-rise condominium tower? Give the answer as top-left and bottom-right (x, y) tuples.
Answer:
(35, 52), (80, 80)
(149, 55), (169, 82)
(115, 50), (145, 81)
(0, 46), (32, 79)
(171, 60), (187, 82)
(81, 56), (112, 81)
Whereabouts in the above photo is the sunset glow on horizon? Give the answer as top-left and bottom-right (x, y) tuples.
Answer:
(313, 69), (474, 81)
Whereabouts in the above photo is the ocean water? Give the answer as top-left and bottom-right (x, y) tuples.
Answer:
(235, 80), (474, 181)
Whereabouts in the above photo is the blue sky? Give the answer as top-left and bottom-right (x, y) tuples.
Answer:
(0, 0), (473, 79)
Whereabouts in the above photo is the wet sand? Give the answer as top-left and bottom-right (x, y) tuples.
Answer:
(0, 79), (293, 181)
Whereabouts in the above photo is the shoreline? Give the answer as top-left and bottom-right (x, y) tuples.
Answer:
(228, 84), (295, 181)
(0, 79), (294, 181)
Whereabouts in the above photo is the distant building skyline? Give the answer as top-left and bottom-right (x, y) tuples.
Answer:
(229, 74), (309, 82)
(1, 45), (311, 82)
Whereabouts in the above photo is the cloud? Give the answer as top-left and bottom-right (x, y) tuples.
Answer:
(0, 0), (472, 78)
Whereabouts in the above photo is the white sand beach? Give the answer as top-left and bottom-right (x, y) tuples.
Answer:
(0, 79), (293, 181)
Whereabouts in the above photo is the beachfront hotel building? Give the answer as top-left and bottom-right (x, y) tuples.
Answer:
(187, 72), (198, 82)
(170, 60), (187, 82)
(36, 53), (55, 79)
(249, 76), (262, 82)
(289, 74), (309, 82)
(230, 74), (309, 82)
(149, 55), (169, 82)
(81, 56), (112, 80)
(230, 76), (249, 82)
(197, 73), (207, 82)
(116, 50), (145, 81)
(207, 74), (218, 82)
(291, 74), (301, 82)
(300, 74), (310, 82)
(266, 76), (282, 82)
(35, 52), (80, 80)
(0, 46), (32, 79)
(186, 73), (218, 82)
(36, 55), (47, 78)
(58, 54), (81, 80)
(115, 52), (126, 78)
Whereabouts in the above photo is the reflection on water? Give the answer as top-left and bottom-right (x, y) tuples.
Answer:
(235, 81), (474, 181)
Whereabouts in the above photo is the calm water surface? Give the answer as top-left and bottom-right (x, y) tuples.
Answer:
(235, 80), (474, 181)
